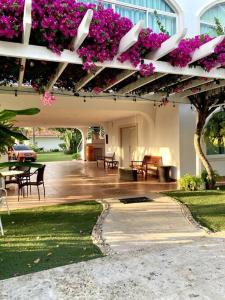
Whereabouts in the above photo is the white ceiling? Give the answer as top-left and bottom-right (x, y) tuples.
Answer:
(0, 93), (151, 127)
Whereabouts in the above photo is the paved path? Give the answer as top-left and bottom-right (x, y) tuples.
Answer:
(1, 194), (225, 300)
(102, 194), (206, 253)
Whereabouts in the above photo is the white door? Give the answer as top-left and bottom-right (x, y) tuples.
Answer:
(121, 126), (138, 167)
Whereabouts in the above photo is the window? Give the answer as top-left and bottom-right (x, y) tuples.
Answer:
(14, 145), (30, 151)
(77, 0), (177, 35)
(200, 3), (225, 36)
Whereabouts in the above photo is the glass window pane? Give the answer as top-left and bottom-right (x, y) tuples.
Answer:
(118, 0), (174, 12)
(200, 24), (217, 37)
(201, 4), (225, 26)
(148, 12), (176, 35)
(115, 5), (147, 26)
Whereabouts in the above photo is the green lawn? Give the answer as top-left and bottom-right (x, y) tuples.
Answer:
(0, 201), (103, 280)
(165, 189), (225, 232)
(36, 151), (73, 162)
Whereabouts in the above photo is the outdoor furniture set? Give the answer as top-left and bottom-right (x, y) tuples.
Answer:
(0, 165), (46, 201)
(97, 153), (172, 182)
(0, 164), (46, 236)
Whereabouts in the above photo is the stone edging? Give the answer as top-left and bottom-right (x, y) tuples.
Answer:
(91, 199), (114, 256)
(170, 196), (212, 234)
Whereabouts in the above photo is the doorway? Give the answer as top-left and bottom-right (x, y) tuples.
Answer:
(120, 125), (138, 167)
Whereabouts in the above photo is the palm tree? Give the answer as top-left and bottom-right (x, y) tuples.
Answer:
(0, 108), (40, 155)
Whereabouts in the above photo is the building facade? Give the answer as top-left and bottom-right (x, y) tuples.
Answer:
(0, 0), (225, 177)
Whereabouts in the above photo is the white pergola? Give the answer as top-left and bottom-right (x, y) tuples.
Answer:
(1, 0), (225, 104)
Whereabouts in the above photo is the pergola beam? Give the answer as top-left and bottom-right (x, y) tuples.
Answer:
(104, 28), (186, 92)
(75, 67), (103, 91)
(19, 0), (32, 87)
(103, 70), (137, 91)
(2, 41), (225, 80)
(46, 9), (93, 91)
(118, 20), (144, 55)
(75, 20), (144, 91)
(146, 28), (187, 61)
(171, 80), (225, 99)
(189, 35), (225, 64)
(173, 77), (214, 93)
(118, 73), (166, 94)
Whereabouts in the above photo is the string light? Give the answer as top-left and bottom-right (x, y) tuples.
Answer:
(0, 87), (192, 106)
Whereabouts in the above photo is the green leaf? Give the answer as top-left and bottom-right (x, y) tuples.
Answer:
(0, 111), (17, 121)
(5, 108), (40, 116)
(0, 126), (28, 141)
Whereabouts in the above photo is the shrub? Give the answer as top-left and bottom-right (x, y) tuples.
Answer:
(179, 174), (203, 191)
(59, 143), (66, 151)
(64, 149), (73, 155)
(50, 148), (60, 152)
(72, 153), (81, 160)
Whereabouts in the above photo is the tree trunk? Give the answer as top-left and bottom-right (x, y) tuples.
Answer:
(194, 112), (215, 189)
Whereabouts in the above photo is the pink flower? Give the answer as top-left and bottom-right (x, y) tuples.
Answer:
(41, 92), (56, 106)
(139, 63), (155, 77)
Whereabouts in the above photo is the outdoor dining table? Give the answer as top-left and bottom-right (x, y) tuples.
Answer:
(0, 170), (24, 188)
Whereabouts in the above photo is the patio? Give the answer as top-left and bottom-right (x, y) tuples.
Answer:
(4, 161), (176, 211)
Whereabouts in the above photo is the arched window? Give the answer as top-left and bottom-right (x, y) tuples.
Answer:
(78, 0), (177, 35)
(200, 3), (225, 36)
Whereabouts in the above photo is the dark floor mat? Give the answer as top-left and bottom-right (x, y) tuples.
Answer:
(119, 196), (153, 204)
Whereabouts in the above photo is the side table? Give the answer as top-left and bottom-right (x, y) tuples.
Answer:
(119, 167), (137, 181)
(158, 166), (172, 182)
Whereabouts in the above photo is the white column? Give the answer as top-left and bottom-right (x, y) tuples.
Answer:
(79, 127), (89, 161)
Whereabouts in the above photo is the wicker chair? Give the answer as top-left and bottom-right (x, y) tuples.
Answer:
(18, 165), (46, 201)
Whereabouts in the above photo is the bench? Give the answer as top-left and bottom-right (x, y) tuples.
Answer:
(131, 155), (162, 180)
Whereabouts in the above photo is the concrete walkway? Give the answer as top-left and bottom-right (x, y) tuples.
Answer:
(1, 194), (225, 299)
(101, 194), (206, 253)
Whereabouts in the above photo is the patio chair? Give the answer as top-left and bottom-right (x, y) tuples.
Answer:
(97, 152), (117, 168)
(18, 165), (46, 201)
(0, 188), (10, 236)
(131, 155), (162, 180)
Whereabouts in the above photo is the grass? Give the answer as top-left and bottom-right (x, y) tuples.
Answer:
(0, 201), (103, 280)
(36, 151), (73, 162)
(165, 188), (225, 232)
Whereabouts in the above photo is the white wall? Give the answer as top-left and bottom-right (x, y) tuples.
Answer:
(171, 0), (218, 36)
(104, 104), (182, 179)
(35, 137), (61, 151)
(207, 155), (225, 176)
(178, 105), (197, 177)
(151, 105), (180, 179)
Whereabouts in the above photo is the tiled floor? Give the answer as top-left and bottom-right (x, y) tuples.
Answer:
(4, 161), (177, 210)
